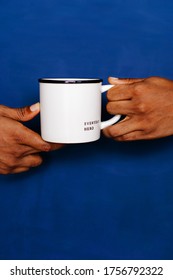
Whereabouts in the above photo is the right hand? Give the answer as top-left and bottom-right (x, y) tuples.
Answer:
(0, 103), (63, 174)
(103, 76), (173, 141)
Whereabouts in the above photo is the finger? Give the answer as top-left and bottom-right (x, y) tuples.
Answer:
(19, 154), (43, 168)
(0, 154), (43, 174)
(19, 142), (64, 156)
(108, 77), (145, 85)
(115, 131), (146, 141)
(15, 125), (52, 152)
(47, 143), (65, 151)
(106, 100), (134, 115)
(0, 166), (30, 175)
(107, 77), (145, 101)
(19, 146), (42, 156)
(103, 117), (140, 139)
(0, 102), (40, 122)
(107, 84), (134, 101)
(11, 167), (30, 174)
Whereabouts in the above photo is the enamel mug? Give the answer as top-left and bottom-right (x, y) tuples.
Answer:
(39, 78), (121, 143)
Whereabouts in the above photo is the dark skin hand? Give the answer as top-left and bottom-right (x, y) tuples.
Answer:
(0, 103), (63, 174)
(103, 76), (173, 141)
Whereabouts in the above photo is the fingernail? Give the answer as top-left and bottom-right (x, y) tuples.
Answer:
(109, 77), (119, 80)
(30, 102), (40, 112)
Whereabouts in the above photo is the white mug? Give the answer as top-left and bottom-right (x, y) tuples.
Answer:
(39, 78), (121, 143)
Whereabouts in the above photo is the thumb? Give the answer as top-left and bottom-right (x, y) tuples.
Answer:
(1, 102), (40, 122)
(108, 77), (144, 85)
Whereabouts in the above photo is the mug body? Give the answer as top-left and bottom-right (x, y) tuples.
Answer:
(39, 78), (103, 143)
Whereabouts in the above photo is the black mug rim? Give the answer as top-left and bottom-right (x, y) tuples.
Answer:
(38, 78), (103, 84)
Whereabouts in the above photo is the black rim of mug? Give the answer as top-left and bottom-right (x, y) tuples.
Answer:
(38, 78), (103, 84)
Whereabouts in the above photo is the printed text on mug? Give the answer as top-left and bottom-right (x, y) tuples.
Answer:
(84, 120), (99, 131)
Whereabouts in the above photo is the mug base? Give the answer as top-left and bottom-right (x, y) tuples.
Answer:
(41, 136), (100, 144)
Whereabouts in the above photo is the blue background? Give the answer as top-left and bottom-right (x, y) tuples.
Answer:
(1, 0), (173, 260)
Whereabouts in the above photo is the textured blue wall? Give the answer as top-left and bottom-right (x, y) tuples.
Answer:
(1, 0), (173, 259)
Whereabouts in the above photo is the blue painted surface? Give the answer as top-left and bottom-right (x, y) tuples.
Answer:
(0, 0), (173, 259)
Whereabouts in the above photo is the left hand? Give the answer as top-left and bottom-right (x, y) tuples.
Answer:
(0, 103), (63, 174)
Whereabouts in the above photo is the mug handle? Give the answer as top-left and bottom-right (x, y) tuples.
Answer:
(100, 85), (121, 129)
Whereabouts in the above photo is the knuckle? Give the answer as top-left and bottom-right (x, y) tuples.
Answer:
(140, 120), (150, 131)
(31, 156), (43, 167)
(0, 158), (17, 172)
(136, 102), (147, 113)
(42, 143), (52, 152)
(133, 84), (142, 97)
(13, 123), (25, 142)
(106, 126), (118, 138)
(16, 107), (26, 120)
(116, 134), (134, 141)
(11, 150), (21, 159)
(122, 134), (134, 141)
(107, 89), (114, 101)
(115, 136), (125, 141)
(7, 157), (18, 169)
(106, 102), (115, 114)
(142, 126), (154, 136)
(146, 76), (157, 83)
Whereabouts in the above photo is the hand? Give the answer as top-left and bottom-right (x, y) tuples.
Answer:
(103, 76), (173, 141)
(0, 103), (63, 174)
